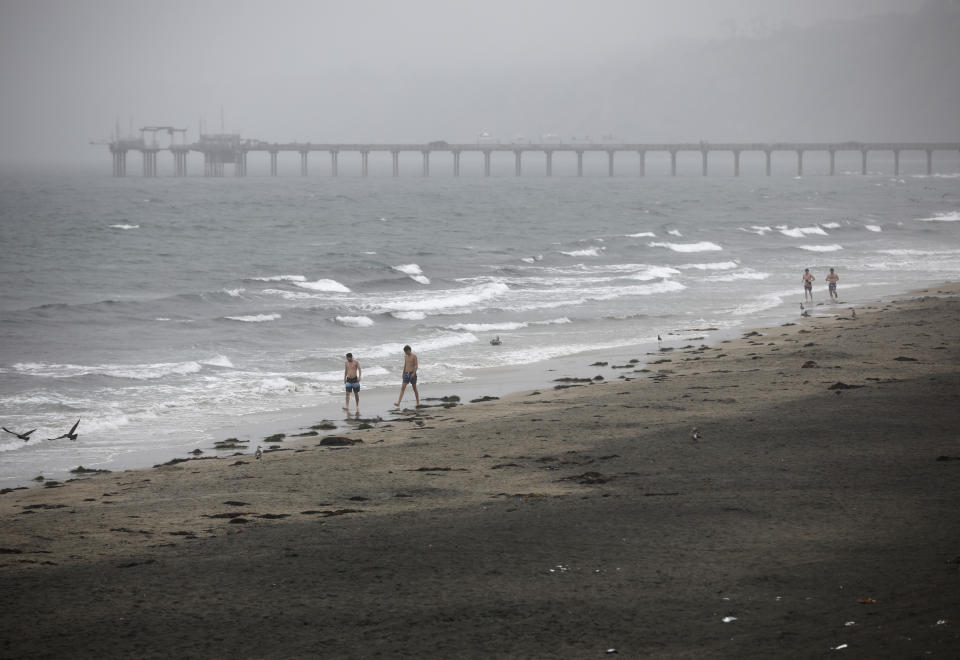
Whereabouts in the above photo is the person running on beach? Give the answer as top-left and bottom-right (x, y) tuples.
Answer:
(826, 268), (839, 301)
(343, 353), (361, 413)
(802, 268), (815, 303)
(394, 345), (420, 408)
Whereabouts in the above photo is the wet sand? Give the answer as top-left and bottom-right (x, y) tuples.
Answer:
(1, 284), (959, 658)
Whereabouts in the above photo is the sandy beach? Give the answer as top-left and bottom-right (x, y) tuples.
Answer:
(1, 284), (959, 658)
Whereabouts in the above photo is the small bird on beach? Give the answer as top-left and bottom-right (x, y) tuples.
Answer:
(691, 427), (701, 442)
(490, 335), (502, 346)
(48, 419), (80, 441)
(657, 334), (662, 347)
(255, 446), (262, 460)
(800, 303), (810, 317)
(3, 427), (37, 442)
(851, 308), (857, 319)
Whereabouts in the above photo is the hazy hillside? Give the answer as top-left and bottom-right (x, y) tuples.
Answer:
(391, 1), (959, 143)
(579, 0), (960, 141)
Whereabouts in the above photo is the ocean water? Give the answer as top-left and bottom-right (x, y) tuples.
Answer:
(2, 164), (959, 487)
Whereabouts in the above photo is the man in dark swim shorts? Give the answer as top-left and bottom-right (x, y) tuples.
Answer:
(395, 345), (420, 407)
(826, 268), (839, 300)
(343, 352), (361, 413)
(802, 268), (815, 303)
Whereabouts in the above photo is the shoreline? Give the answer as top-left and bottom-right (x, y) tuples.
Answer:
(1, 282), (958, 657)
(0, 283), (903, 491)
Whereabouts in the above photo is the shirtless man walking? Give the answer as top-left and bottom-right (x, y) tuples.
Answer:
(343, 353), (361, 413)
(394, 345), (420, 408)
(825, 267), (839, 301)
(802, 268), (816, 303)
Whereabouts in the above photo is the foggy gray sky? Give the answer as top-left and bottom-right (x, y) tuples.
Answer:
(0, 0), (954, 167)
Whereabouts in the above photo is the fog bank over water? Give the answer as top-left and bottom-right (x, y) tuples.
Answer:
(0, 0), (957, 167)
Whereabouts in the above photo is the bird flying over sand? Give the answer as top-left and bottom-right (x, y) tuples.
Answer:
(3, 427), (37, 441)
(49, 419), (80, 441)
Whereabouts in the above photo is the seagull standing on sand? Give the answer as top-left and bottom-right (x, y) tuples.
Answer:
(691, 427), (701, 442)
(851, 308), (857, 319)
(3, 427), (37, 442)
(49, 419), (80, 441)
(255, 446), (262, 460)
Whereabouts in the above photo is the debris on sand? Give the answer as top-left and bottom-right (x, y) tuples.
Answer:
(828, 382), (863, 390)
(563, 471), (609, 485)
(319, 436), (363, 446)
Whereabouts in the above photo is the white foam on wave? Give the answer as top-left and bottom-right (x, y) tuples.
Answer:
(225, 313), (281, 323)
(446, 316), (573, 332)
(391, 311), (426, 320)
(625, 266), (681, 281)
(561, 246), (605, 257)
(625, 232), (656, 238)
(635, 280), (686, 296)
(294, 279), (351, 293)
(202, 355), (234, 368)
(79, 413), (137, 435)
(364, 333), (479, 359)
(224, 288), (245, 297)
(727, 289), (795, 316)
(739, 226), (773, 235)
(703, 268), (771, 282)
(821, 222), (842, 229)
(262, 289), (316, 301)
(255, 377), (300, 394)
(0, 439), (26, 453)
(865, 224), (883, 232)
(373, 281), (509, 315)
(797, 244), (843, 252)
(335, 315), (375, 328)
(250, 274), (306, 283)
(648, 241), (722, 253)
(14, 360), (203, 380)
(109, 224), (139, 230)
(678, 261), (738, 271)
(667, 230), (683, 237)
(447, 321), (527, 332)
(778, 225), (828, 238)
(876, 248), (960, 256)
(508, 262), (667, 279)
(918, 211), (960, 222)
(520, 255), (543, 263)
(507, 279), (686, 313)
(393, 264), (430, 284)
(446, 317), (571, 331)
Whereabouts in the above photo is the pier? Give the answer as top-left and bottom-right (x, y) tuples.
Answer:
(96, 131), (960, 178)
